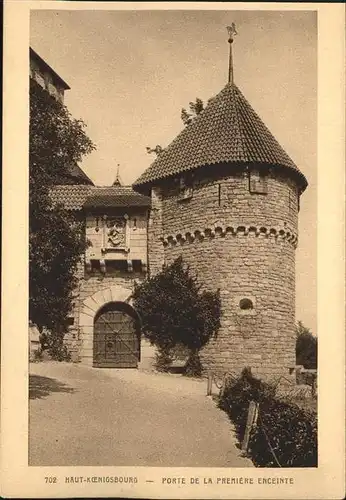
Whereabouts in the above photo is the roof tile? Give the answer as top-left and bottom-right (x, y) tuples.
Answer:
(50, 185), (150, 210)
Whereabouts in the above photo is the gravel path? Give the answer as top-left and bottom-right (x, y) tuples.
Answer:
(29, 361), (253, 467)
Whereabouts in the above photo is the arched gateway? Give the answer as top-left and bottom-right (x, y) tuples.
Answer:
(93, 302), (141, 368)
(78, 285), (141, 367)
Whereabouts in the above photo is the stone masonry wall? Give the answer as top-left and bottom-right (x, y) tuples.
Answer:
(164, 233), (296, 380)
(64, 257), (145, 362)
(148, 187), (164, 275)
(62, 208), (148, 363)
(161, 169), (298, 238)
(148, 166), (300, 381)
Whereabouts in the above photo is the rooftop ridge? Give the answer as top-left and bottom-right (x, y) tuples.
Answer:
(50, 184), (150, 210)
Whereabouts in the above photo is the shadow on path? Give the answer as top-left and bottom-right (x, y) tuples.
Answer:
(29, 375), (75, 400)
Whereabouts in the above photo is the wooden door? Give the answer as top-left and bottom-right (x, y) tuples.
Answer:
(93, 303), (140, 368)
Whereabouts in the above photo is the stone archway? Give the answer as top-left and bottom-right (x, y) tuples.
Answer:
(78, 285), (133, 365)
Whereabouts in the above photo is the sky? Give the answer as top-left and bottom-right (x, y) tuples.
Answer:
(30, 9), (317, 332)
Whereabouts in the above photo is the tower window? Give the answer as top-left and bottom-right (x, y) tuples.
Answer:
(239, 298), (254, 310)
(249, 170), (268, 194)
(289, 189), (297, 212)
(178, 174), (193, 201)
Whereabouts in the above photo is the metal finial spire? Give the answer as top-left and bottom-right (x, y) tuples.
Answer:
(113, 164), (122, 186)
(226, 23), (238, 84)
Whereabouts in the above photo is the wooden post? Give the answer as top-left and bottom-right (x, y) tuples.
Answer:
(207, 372), (213, 396)
(311, 377), (317, 398)
(241, 401), (258, 454)
(219, 374), (226, 398)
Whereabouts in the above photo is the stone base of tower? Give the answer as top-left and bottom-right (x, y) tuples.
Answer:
(200, 331), (296, 384)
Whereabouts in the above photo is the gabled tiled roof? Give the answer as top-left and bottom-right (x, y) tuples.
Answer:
(50, 185), (150, 211)
(133, 83), (308, 191)
(84, 186), (150, 208)
(50, 185), (94, 210)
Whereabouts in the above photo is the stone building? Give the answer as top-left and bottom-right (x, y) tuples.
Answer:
(30, 47), (69, 103)
(133, 78), (308, 381)
(30, 47), (95, 186)
(50, 177), (150, 367)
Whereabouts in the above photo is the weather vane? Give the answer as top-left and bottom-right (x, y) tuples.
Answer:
(226, 23), (238, 84)
(227, 23), (238, 43)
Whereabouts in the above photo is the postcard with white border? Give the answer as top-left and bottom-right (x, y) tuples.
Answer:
(1, 1), (345, 499)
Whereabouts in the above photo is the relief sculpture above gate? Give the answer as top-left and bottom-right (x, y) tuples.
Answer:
(106, 216), (126, 248)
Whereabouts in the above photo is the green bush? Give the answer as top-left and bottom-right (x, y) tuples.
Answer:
(218, 368), (317, 467)
(133, 256), (221, 372)
(184, 350), (203, 377)
(32, 348), (43, 362)
(296, 321), (317, 369)
(40, 329), (71, 362)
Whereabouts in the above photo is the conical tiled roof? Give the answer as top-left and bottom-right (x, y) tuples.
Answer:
(133, 83), (307, 191)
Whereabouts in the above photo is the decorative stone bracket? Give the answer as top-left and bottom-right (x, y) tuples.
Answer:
(160, 224), (298, 248)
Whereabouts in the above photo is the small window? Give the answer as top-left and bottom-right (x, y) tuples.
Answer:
(132, 259), (143, 272)
(90, 259), (101, 273)
(289, 189), (297, 212)
(249, 170), (268, 194)
(105, 260), (128, 274)
(178, 175), (193, 201)
(34, 71), (45, 89)
(239, 298), (254, 310)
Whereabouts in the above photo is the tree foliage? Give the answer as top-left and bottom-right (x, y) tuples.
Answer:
(295, 321), (317, 369)
(29, 79), (95, 337)
(219, 368), (317, 467)
(146, 145), (164, 156)
(132, 257), (221, 355)
(181, 97), (204, 126)
(146, 97), (205, 156)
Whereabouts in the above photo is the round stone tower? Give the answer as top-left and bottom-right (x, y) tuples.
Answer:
(133, 35), (308, 382)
